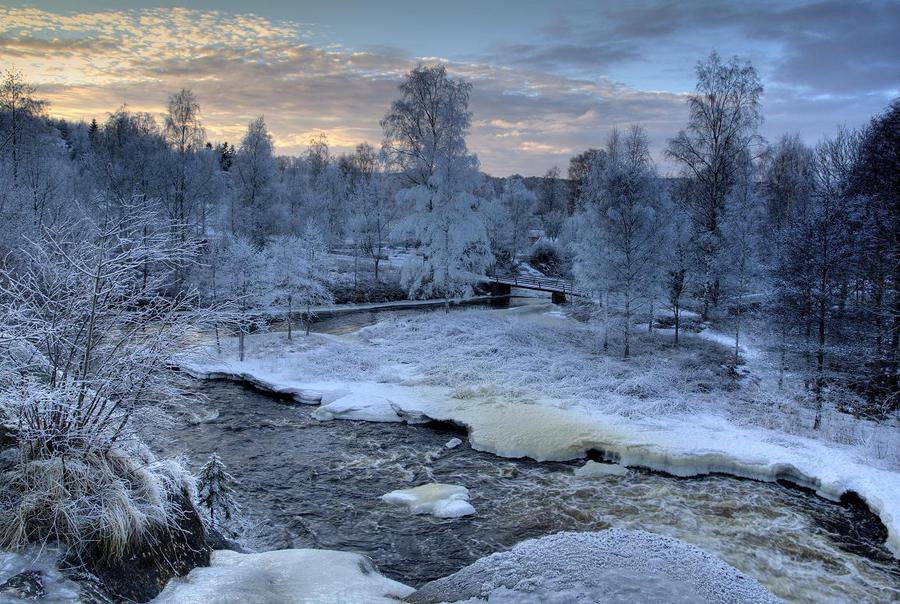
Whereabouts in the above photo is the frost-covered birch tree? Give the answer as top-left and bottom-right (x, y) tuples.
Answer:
(233, 117), (278, 246)
(719, 153), (763, 366)
(501, 177), (536, 266)
(218, 237), (269, 360)
(269, 229), (332, 340)
(666, 52), (763, 320)
(575, 126), (662, 358)
(382, 64), (492, 300)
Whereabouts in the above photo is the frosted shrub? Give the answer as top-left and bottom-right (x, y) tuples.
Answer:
(0, 208), (221, 560)
(0, 382), (193, 560)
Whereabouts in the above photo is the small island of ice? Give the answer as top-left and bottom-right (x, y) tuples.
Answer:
(407, 529), (782, 604)
(380, 483), (476, 518)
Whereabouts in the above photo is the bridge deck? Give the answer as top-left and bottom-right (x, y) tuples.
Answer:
(489, 275), (587, 297)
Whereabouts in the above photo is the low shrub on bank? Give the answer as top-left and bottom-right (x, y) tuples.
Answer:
(0, 382), (195, 562)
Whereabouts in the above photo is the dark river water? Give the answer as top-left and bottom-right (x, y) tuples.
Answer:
(166, 302), (900, 604)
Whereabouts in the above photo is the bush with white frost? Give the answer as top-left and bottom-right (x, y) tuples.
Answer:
(0, 206), (218, 560)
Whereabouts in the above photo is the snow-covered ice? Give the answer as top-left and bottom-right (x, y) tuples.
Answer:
(574, 460), (629, 478)
(150, 549), (413, 604)
(180, 307), (900, 558)
(445, 437), (463, 449)
(380, 483), (476, 518)
(407, 529), (782, 604)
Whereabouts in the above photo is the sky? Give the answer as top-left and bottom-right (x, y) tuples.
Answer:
(1, 1), (898, 176)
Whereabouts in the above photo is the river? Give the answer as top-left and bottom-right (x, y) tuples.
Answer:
(168, 302), (900, 603)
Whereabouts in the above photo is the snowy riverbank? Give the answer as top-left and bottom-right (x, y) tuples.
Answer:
(179, 304), (900, 559)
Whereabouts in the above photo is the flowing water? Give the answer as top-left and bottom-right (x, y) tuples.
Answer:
(168, 303), (900, 604)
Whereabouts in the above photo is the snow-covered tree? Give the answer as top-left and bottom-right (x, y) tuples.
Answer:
(350, 170), (397, 281)
(196, 453), (240, 533)
(233, 117), (279, 246)
(666, 52), (763, 319)
(501, 177), (536, 267)
(719, 153), (763, 366)
(575, 126), (662, 358)
(163, 89), (206, 232)
(382, 64), (492, 299)
(218, 237), (269, 360)
(481, 195), (514, 272)
(664, 209), (692, 346)
(536, 167), (567, 238)
(269, 230), (333, 339)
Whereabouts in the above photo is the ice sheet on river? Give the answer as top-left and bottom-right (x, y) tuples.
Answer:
(380, 483), (476, 518)
(407, 529), (782, 604)
(150, 549), (413, 604)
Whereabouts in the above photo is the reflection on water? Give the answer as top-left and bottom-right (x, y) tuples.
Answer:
(167, 379), (900, 604)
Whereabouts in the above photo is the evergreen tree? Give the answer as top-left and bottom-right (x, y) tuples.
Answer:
(87, 117), (99, 143)
(197, 453), (240, 532)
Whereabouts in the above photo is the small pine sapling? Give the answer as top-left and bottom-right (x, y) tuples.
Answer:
(196, 453), (240, 532)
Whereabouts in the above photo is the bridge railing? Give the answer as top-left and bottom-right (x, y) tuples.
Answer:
(491, 274), (585, 296)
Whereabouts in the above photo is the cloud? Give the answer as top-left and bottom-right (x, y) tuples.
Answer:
(0, 3), (893, 176)
(0, 6), (698, 175)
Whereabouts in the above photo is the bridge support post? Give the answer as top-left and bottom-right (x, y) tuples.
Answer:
(551, 291), (566, 304)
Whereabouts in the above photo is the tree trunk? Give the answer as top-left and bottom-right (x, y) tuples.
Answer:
(239, 330), (245, 362)
(603, 289), (610, 352)
(287, 295), (293, 341)
(813, 301), (826, 430)
(674, 304), (680, 346)
(778, 326), (786, 390)
(306, 304), (311, 336)
(623, 294), (631, 359)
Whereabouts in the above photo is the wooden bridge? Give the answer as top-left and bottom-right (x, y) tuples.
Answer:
(487, 274), (586, 304)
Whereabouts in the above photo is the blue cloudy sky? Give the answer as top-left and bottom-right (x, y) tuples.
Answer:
(2, 1), (898, 175)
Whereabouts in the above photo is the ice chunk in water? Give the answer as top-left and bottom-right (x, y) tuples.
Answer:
(380, 483), (476, 518)
(445, 437), (463, 449)
(574, 460), (629, 478)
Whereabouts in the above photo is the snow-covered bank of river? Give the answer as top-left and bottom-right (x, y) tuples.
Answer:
(174, 360), (900, 600)
(180, 303), (900, 558)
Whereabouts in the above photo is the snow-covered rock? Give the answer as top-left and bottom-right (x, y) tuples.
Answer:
(445, 437), (463, 449)
(0, 547), (80, 604)
(380, 483), (476, 518)
(407, 529), (782, 604)
(574, 460), (628, 478)
(150, 549), (413, 604)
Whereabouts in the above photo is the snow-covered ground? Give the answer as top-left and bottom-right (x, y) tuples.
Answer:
(407, 529), (781, 603)
(380, 483), (476, 518)
(180, 304), (900, 559)
(150, 549), (413, 604)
